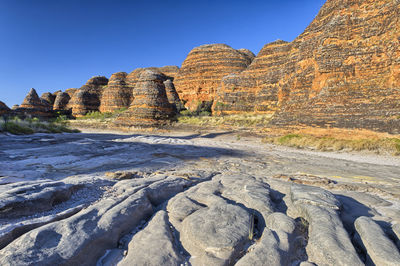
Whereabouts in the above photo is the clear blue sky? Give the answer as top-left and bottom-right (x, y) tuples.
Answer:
(0, 0), (325, 107)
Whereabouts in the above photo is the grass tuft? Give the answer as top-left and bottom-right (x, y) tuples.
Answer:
(264, 133), (400, 155)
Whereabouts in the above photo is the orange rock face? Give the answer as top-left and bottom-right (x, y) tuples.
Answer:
(99, 72), (130, 113)
(115, 70), (174, 127)
(100, 66), (180, 113)
(19, 88), (53, 117)
(214, 0), (400, 133)
(174, 44), (254, 111)
(69, 76), (108, 117)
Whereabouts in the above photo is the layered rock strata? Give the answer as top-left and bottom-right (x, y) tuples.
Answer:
(174, 44), (254, 111)
(69, 76), (108, 117)
(214, 0), (400, 133)
(99, 72), (130, 113)
(53, 92), (71, 111)
(164, 79), (184, 112)
(115, 70), (174, 127)
(40, 92), (56, 106)
(18, 88), (53, 117)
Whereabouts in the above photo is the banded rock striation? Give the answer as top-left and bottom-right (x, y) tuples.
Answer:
(164, 79), (184, 112)
(99, 72), (130, 113)
(53, 92), (71, 111)
(115, 70), (174, 127)
(18, 88), (53, 117)
(69, 76), (108, 117)
(100, 66), (180, 113)
(214, 0), (400, 133)
(174, 44), (255, 111)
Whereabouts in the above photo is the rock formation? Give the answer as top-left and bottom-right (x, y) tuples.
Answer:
(213, 0), (400, 133)
(99, 72), (130, 113)
(53, 92), (71, 111)
(18, 88), (53, 117)
(64, 88), (78, 98)
(0, 101), (10, 116)
(158, 65), (180, 80)
(69, 76), (108, 117)
(164, 79), (184, 112)
(40, 92), (56, 106)
(174, 44), (254, 111)
(115, 70), (174, 127)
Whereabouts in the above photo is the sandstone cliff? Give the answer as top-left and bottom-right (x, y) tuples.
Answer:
(174, 44), (255, 111)
(18, 88), (53, 117)
(53, 92), (71, 111)
(0, 101), (10, 116)
(115, 70), (174, 127)
(40, 92), (56, 106)
(99, 72), (130, 113)
(214, 0), (400, 133)
(69, 76), (108, 117)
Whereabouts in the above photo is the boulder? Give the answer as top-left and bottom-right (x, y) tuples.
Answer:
(115, 70), (174, 127)
(174, 43), (254, 111)
(69, 76), (108, 117)
(99, 72), (131, 113)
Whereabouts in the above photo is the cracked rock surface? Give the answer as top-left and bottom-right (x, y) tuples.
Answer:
(1, 130), (400, 265)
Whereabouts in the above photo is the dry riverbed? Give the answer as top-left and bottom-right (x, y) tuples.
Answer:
(0, 129), (399, 265)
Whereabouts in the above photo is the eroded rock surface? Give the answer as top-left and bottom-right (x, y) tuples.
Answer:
(214, 0), (400, 133)
(174, 43), (254, 111)
(115, 70), (174, 127)
(18, 88), (53, 117)
(1, 131), (399, 265)
(69, 76), (109, 117)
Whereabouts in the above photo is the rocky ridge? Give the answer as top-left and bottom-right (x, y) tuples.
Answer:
(213, 0), (400, 133)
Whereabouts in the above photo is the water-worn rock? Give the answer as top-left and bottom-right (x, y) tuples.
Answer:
(354, 216), (400, 265)
(266, 212), (296, 234)
(0, 181), (82, 218)
(115, 70), (174, 127)
(119, 210), (184, 266)
(99, 72), (131, 113)
(174, 43), (254, 111)
(0, 176), (196, 265)
(181, 201), (251, 265)
(290, 184), (363, 266)
(69, 76), (108, 117)
(236, 228), (289, 266)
